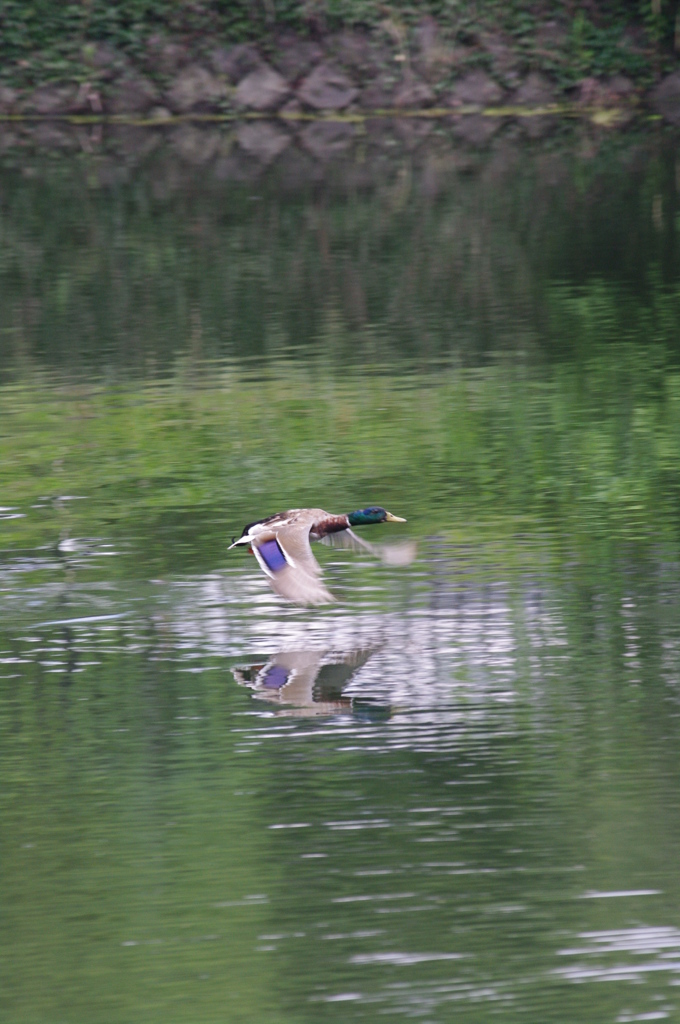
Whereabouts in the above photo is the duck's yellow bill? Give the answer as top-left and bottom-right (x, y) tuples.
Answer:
(385, 512), (407, 522)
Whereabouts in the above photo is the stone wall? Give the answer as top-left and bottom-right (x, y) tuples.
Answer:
(0, 25), (677, 127)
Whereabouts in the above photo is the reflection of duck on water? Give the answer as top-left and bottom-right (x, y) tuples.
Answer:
(229, 506), (412, 605)
(232, 646), (391, 719)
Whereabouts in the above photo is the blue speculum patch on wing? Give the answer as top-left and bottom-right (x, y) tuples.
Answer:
(258, 538), (288, 573)
(261, 664), (290, 690)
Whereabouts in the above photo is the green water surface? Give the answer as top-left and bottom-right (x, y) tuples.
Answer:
(2, 124), (680, 1024)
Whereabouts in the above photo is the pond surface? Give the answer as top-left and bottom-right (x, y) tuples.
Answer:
(2, 123), (680, 1024)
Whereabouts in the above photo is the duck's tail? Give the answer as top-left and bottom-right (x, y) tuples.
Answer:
(228, 534), (251, 550)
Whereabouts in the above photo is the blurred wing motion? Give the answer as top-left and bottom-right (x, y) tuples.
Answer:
(320, 530), (417, 567)
(318, 528), (374, 553)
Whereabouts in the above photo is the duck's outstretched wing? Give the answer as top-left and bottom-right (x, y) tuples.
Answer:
(318, 527), (375, 554)
(251, 516), (335, 606)
(320, 530), (417, 566)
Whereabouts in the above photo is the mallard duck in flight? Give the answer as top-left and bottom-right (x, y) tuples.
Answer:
(228, 506), (407, 605)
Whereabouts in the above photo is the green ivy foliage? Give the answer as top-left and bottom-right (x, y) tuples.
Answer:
(0, 1), (675, 87)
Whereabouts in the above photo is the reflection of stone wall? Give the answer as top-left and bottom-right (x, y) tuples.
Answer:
(0, 113), (573, 175)
(0, 119), (563, 373)
(0, 122), (668, 376)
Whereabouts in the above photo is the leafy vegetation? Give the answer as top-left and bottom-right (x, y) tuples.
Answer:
(0, 0), (673, 87)
(566, 10), (651, 81)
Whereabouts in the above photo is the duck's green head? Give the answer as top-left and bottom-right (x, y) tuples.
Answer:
(348, 506), (407, 526)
